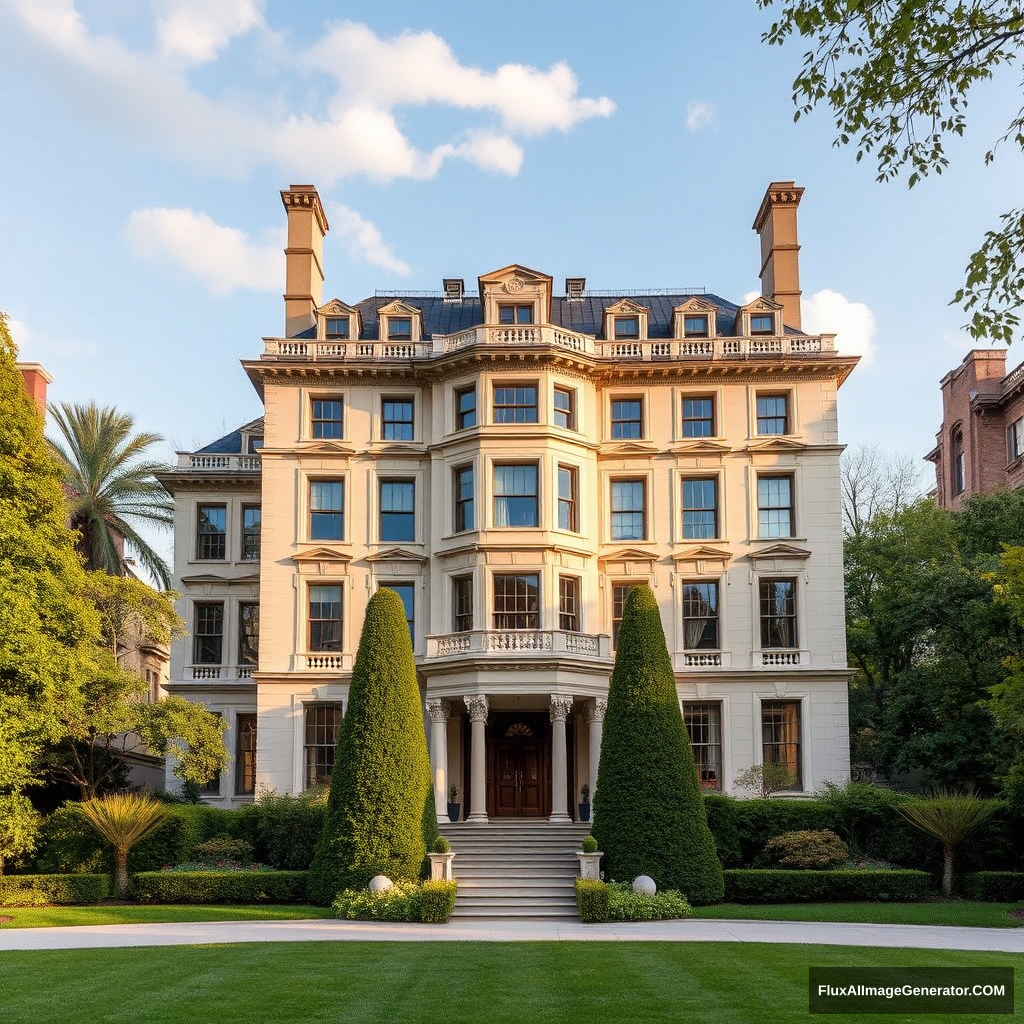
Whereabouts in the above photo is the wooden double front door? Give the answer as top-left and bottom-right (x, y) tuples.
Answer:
(494, 741), (547, 816)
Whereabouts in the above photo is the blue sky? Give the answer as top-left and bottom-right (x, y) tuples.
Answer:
(2, 1), (1022, 542)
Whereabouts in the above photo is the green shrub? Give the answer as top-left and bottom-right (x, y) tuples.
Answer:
(591, 586), (724, 904)
(575, 879), (610, 923)
(815, 782), (913, 860)
(132, 870), (309, 904)
(247, 790), (328, 870)
(606, 882), (692, 921)
(432, 836), (451, 854)
(763, 830), (849, 869)
(332, 880), (457, 922)
(723, 868), (932, 903)
(32, 804), (108, 874)
(308, 590), (437, 904)
(581, 835), (599, 853)
(192, 835), (255, 865)
(730, 798), (837, 866)
(702, 793), (743, 867)
(0, 873), (109, 906)
(961, 871), (1024, 901)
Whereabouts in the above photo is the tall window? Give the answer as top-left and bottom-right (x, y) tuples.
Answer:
(493, 385), (538, 424)
(311, 398), (343, 439)
(614, 316), (639, 339)
(684, 704), (722, 790)
(454, 465), (474, 532)
(553, 387), (575, 430)
(751, 314), (774, 335)
(557, 465), (578, 532)
(756, 394), (789, 435)
(611, 398), (643, 439)
(385, 583), (415, 642)
(200, 712), (223, 795)
(193, 602), (224, 664)
(196, 505), (227, 560)
(758, 476), (794, 537)
(453, 575), (473, 633)
(559, 576), (580, 632)
(498, 304), (533, 324)
(380, 480), (415, 542)
(760, 578), (797, 648)
(611, 583), (638, 646)
(493, 573), (540, 629)
(682, 582), (718, 650)
(387, 317), (412, 340)
(951, 427), (965, 495)
(494, 464), (538, 527)
(456, 386), (477, 430)
(305, 704), (343, 789)
(682, 396), (714, 437)
(310, 480), (344, 541)
(382, 398), (414, 440)
(1009, 417), (1024, 462)
(238, 602), (259, 666)
(684, 315), (709, 338)
(309, 585), (342, 651)
(762, 701), (801, 789)
(682, 478), (717, 539)
(241, 506), (261, 560)
(610, 479), (645, 541)
(235, 714), (257, 796)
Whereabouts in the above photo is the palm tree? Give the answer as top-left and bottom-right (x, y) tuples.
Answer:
(79, 793), (168, 897)
(47, 402), (174, 589)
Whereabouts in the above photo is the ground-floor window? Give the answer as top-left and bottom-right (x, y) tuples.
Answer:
(683, 703), (722, 791)
(235, 713), (257, 796)
(305, 703), (343, 789)
(761, 699), (801, 789)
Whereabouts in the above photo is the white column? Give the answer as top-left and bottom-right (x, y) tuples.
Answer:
(549, 694), (573, 823)
(464, 694), (489, 823)
(426, 699), (450, 824)
(586, 697), (607, 806)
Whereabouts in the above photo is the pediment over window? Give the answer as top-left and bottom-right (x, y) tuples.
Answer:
(292, 548), (353, 575)
(737, 296), (783, 337)
(363, 547), (429, 563)
(604, 298), (649, 316)
(478, 264), (553, 325)
(673, 297), (718, 339)
(603, 299), (650, 341)
(377, 300), (423, 343)
(180, 572), (260, 586)
(598, 442), (658, 458)
(673, 545), (731, 574)
(377, 299), (420, 317)
(300, 440), (356, 456)
(598, 547), (658, 570)
(744, 437), (806, 454)
(738, 296), (783, 315)
(316, 299), (362, 341)
(671, 439), (731, 455)
(748, 542), (811, 567)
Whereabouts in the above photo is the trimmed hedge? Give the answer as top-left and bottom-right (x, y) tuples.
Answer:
(574, 879), (691, 922)
(332, 880), (457, 923)
(723, 868), (932, 903)
(0, 873), (109, 907)
(961, 872), (1024, 902)
(192, 836), (254, 865)
(132, 870), (309, 904)
(235, 791), (328, 870)
(575, 879), (610, 923)
(762, 830), (849, 869)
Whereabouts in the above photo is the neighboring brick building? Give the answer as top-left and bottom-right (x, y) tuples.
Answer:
(926, 350), (1024, 508)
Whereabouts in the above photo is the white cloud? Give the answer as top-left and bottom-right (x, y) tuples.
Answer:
(803, 289), (877, 367)
(685, 100), (716, 133)
(124, 208), (282, 295)
(328, 204), (411, 277)
(156, 0), (265, 66)
(6, 315), (97, 358)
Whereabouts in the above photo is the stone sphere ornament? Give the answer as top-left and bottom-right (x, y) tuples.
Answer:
(368, 875), (394, 892)
(633, 875), (657, 895)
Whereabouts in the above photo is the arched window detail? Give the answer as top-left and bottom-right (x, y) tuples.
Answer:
(950, 425), (965, 496)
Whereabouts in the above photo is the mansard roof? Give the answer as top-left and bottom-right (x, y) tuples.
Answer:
(195, 417), (264, 454)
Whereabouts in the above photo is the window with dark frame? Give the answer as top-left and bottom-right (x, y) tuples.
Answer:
(196, 505), (227, 560)
(611, 583), (638, 647)
(498, 304), (533, 325)
(751, 313), (774, 335)
(758, 475), (794, 537)
(558, 575), (580, 632)
(493, 573), (540, 630)
(683, 703), (722, 790)
(1009, 417), (1024, 463)
(557, 465), (578, 532)
(382, 398), (415, 440)
(553, 386), (575, 430)
(453, 575), (473, 633)
(304, 704), (343, 789)
(309, 585), (342, 652)
(494, 464), (538, 527)
(682, 396), (714, 437)
(456, 386), (477, 430)
(684, 315), (709, 338)
(454, 465), (474, 532)
(493, 385), (538, 424)
(611, 398), (643, 439)
(193, 602), (224, 664)
(241, 505), (261, 560)
(682, 478), (717, 539)
(756, 394), (789, 435)
(325, 317), (350, 339)
(760, 578), (797, 648)
(387, 317), (412, 340)
(238, 602), (259, 666)
(682, 581), (719, 650)
(200, 711), (223, 795)
(952, 427), (965, 495)
(311, 398), (343, 439)
(380, 479), (415, 542)
(614, 316), (639, 339)
(386, 582), (415, 642)
(610, 479), (645, 541)
(761, 700), (801, 789)
(309, 480), (344, 540)
(235, 713), (257, 796)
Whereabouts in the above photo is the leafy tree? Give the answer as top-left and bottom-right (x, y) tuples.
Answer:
(841, 443), (926, 539)
(591, 585), (723, 904)
(759, 0), (1024, 342)
(48, 401), (174, 588)
(0, 793), (42, 874)
(79, 793), (168, 897)
(307, 589), (437, 905)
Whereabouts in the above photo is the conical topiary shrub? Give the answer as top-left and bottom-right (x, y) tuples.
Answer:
(307, 588), (438, 905)
(591, 585), (724, 904)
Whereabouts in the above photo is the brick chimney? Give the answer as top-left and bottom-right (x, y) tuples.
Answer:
(18, 362), (52, 416)
(280, 185), (329, 337)
(752, 181), (805, 330)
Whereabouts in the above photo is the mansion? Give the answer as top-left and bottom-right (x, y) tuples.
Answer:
(158, 181), (857, 818)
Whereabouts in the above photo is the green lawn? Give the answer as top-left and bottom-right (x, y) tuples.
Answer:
(0, 942), (1017, 1024)
(693, 900), (1024, 928)
(0, 904), (331, 929)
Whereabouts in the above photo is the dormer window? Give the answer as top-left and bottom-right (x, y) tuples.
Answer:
(751, 314), (774, 335)
(388, 317), (412, 340)
(499, 304), (533, 325)
(603, 299), (649, 341)
(684, 315), (709, 338)
(377, 300), (422, 343)
(325, 318), (350, 339)
(614, 316), (640, 339)
(316, 301), (361, 342)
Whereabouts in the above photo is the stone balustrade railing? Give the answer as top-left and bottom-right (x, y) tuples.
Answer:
(426, 629), (610, 660)
(188, 664), (257, 680)
(178, 453), (262, 471)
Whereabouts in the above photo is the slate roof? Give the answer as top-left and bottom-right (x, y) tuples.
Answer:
(195, 417), (264, 454)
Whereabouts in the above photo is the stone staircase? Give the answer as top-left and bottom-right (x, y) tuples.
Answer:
(438, 820), (591, 919)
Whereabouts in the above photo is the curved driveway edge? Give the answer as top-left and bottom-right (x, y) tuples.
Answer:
(2, 917), (1023, 952)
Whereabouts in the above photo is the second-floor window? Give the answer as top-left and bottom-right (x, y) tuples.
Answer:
(611, 398), (643, 439)
(454, 465), (474, 532)
(241, 506), (261, 560)
(493, 385), (538, 424)
(611, 583), (638, 647)
(951, 427), (965, 495)
(456, 386), (477, 430)
(310, 481), (344, 541)
(309, 585), (342, 651)
(196, 505), (226, 560)
(559, 575), (580, 632)
(380, 480), (415, 542)
(494, 464), (538, 527)
(238, 602), (259, 666)
(312, 398), (343, 439)
(757, 394), (789, 435)
(758, 476), (794, 537)
(610, 479), (645, 541)
(493, 573), (540, 629)
(682, 397), (715, 437)
(1009, 417), (1024, 462)
(760, 578), (797, 648)
(453, 575), (473, 633)
(682, 582), (718, 650)
(557, 465), (578, 532)
(382, 398), (414, 441)
(193, 602), (224, 664)
(553, 387), (575, 430)
(682, 478), (717, 539)
(387, 582), (415, 642)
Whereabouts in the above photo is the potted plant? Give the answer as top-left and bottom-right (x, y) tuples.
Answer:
(576, 834), (602, 880)
(578, 783), (591, 822)
(428, 835), (456, 881)
(447, 783), (461, 823)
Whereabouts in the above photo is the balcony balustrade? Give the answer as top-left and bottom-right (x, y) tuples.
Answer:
(177, 453), (262, 471)
(426, 629), (610, 660)
(187, 664), (256, 680)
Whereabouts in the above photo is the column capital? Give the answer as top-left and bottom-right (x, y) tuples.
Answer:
(585, 697), (607, 724)
(426, 699), (451, 724)
(549, 694), (574, 723)
(464, 694), (489, 723)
